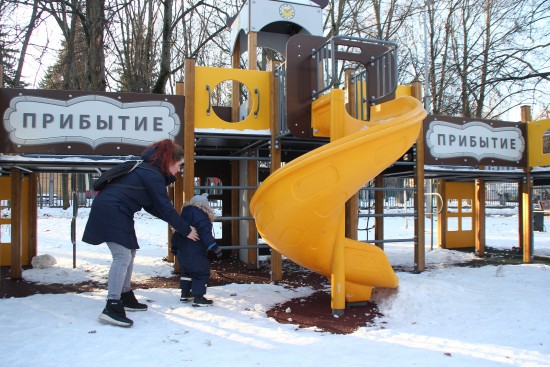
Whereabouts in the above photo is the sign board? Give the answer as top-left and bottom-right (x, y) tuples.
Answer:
(0, 88), (184, 156)
(424, 115), (526, 167)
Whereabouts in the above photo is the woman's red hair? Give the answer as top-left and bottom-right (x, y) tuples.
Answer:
(147, 139), (184, 174)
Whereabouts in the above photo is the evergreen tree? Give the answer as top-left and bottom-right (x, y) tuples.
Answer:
(0, 10), (26, 88)
(0, 37), (21, 88)
(39, 21), (88, 90)
(39, 40), (87, 90)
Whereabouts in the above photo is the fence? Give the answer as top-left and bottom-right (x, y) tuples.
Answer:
(34, 173), (549, 210)
(36, 173), (95, 208)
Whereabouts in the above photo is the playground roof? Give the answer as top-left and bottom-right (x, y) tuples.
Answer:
(0, 154), (137, 174)
(0, 132), (329, 175)
(3, 130), (549, 185)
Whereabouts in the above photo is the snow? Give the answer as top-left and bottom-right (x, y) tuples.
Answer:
(1, 206), (550, 367)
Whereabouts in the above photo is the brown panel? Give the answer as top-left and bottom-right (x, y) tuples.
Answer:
(10, 169), (22, 278)
(28, 173), (38, 263)
(286, 34), (328, 138)
(475, 179), (485, 257)
(415, 126), (426, 272)
(0, 88), (184, 156)
(423, 114), (527, 167)
(286, 35), (397, 138)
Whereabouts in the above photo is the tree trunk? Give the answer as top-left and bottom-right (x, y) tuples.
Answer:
(152, 0), (172, 94)
(86, 0), (106, 91)
(476, 1), (492, 118)
(63, 0), (80, 90)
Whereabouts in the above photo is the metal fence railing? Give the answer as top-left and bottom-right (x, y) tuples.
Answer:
(32, 173), (544, 210)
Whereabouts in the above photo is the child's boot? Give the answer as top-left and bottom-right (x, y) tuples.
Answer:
(192, 295), (213, 307)
(180, 289), (193, 302)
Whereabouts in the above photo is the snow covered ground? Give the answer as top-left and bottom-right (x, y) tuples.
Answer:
(1, 207), (549, 367)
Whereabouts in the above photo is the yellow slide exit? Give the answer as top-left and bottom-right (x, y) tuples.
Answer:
(250, 90), (426, 312)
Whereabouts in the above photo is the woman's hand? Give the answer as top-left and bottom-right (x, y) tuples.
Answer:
(187, 226), (199, 241)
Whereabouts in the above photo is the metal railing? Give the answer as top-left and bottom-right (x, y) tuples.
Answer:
(274, 63), (289, 137)
(311, 36), (398, 101)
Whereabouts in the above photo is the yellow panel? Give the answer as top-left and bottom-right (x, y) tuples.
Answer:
(194, 66), (271, 131)
(528, 118), (550, 167)
(396, 85), (413, 97)
(444, 181), (475, 249)
(312, 88), (422, 138)
(0, 176), (30, 266)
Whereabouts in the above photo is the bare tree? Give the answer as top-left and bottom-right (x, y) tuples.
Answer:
(41, 0), (86, 90)
(85, 0), (106, 90)
(447, 0), (549, 118)
(326, 0), (347, 37)
(152, 0), (172, 93)
(13, 0), (41, 87)
(1, 0), (41, 88)
(107, 0), (159, 93)
(15, 0), (116, 91)
(104, 0), (234, 94)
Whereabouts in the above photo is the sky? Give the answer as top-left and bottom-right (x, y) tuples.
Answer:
(0, 205), (549, 367)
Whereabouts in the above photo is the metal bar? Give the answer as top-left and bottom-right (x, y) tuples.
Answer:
(194, 155), (270, 161)
(380, 57), (385, 97)
(13, 166), (33, 173)
(220, 245), (271, 250)
(358, 213), (417, 218)
(215, 216), (254, 221)
(194, 185), (257, 190)
(362, 238), (416, 244)
(277, 64), (288, 135)
(360, 186), (417, 191)
(331, 37), (337, 88)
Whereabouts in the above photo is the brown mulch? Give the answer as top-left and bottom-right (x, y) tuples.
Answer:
(0, 258), (383, 334)
(266, 291), (383, 334)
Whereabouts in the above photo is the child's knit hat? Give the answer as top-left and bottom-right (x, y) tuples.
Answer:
(191, 193), (210, 208)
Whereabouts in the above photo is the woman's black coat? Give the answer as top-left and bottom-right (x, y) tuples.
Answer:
(82, 162), (192, 249)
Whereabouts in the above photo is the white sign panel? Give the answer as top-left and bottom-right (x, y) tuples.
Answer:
(3, 95), (181, 148)
(425, 120), (525, 162)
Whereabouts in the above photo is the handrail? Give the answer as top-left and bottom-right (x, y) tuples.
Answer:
(254, 88), (260, 118)
(205, 84), (211, 115)
(426, 192), (444, 215)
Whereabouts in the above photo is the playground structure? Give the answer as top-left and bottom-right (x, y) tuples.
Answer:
(1, 0), (550, 315)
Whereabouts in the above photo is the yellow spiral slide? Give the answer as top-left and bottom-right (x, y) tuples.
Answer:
(250, 89), (427, 314)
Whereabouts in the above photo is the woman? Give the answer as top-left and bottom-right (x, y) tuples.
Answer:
(83, 139), (199, 328)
